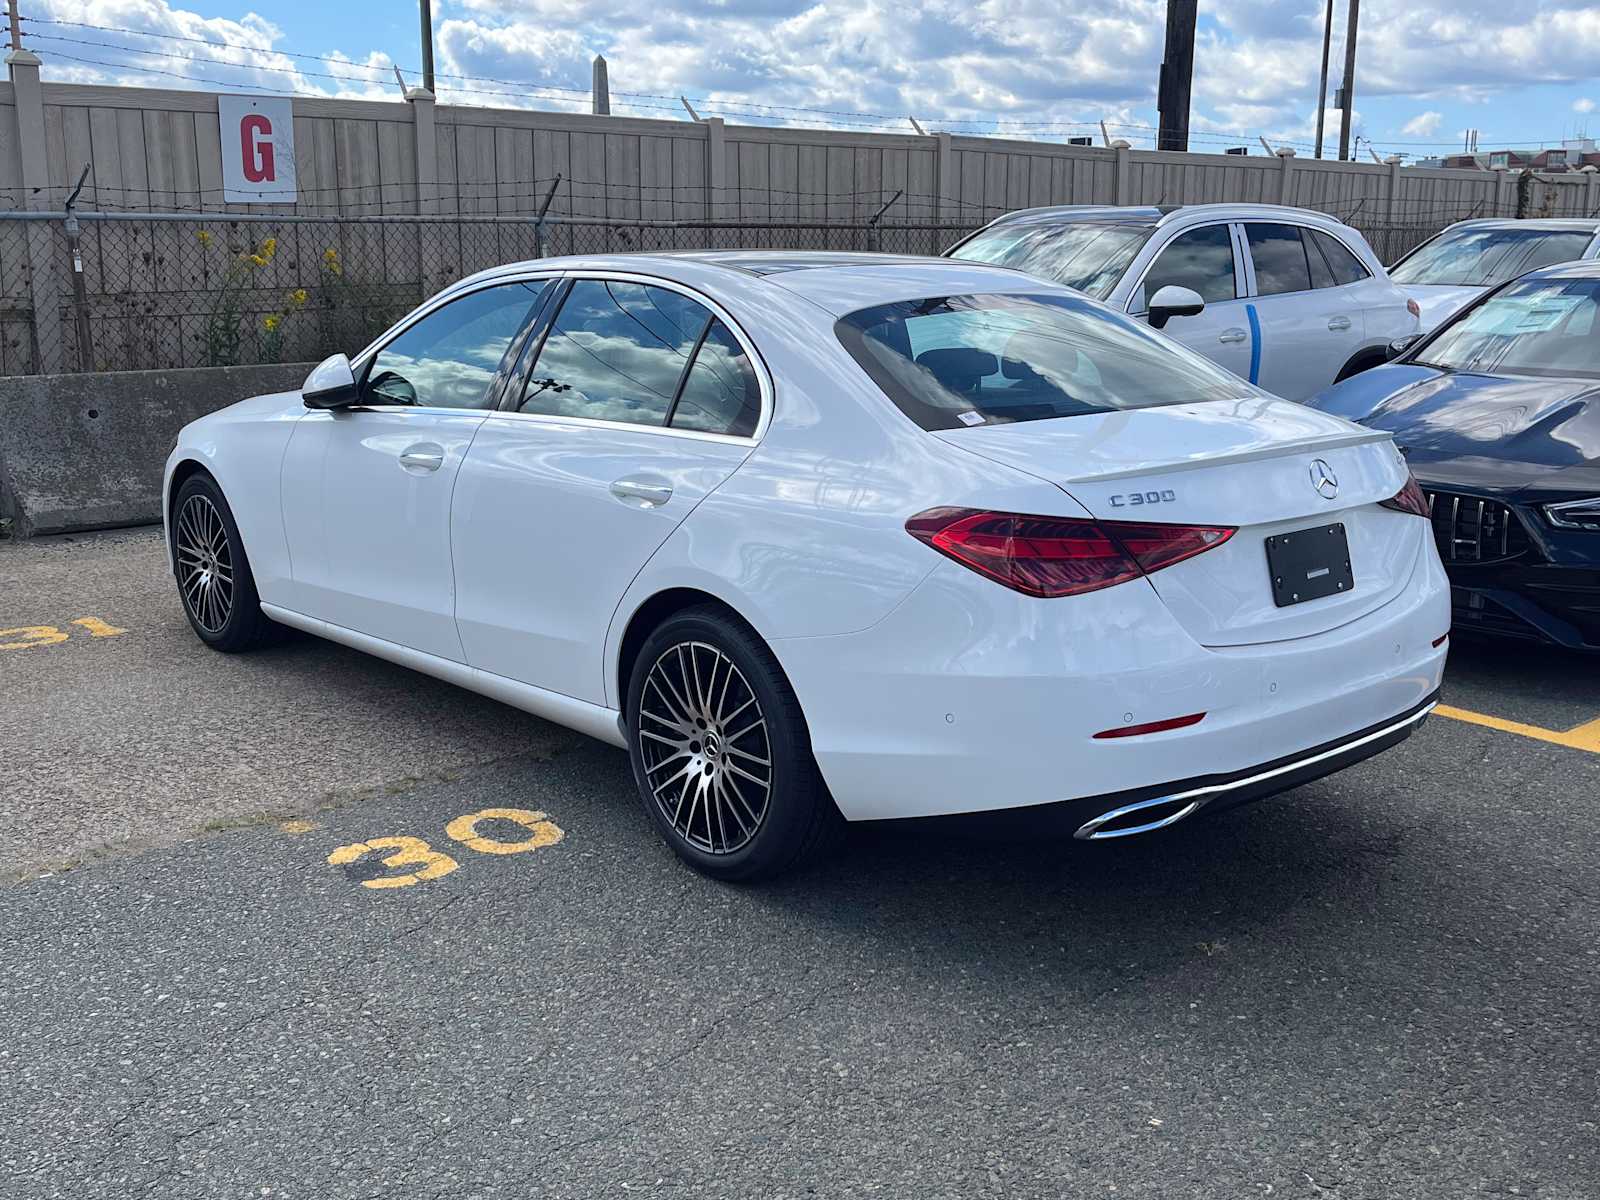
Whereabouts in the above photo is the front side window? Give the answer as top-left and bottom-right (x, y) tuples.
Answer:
(948, 222), (1152, 300)
(836, 292), (1248, 432)
(1413, 278), (1600, 379)
(1389, 227), (1596, 287)
(364, 281), (547, 409)
(520, 280), (710, 425)
(1244, 223), (1313, 295)
(1135, 224), (1237, 308)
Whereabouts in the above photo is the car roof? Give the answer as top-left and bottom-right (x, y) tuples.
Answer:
(1435, 217), (1600, 233)
(1515, 258), (1600, 282)
(438, 250), (1061, 316)
(978, 202), (1359, 232)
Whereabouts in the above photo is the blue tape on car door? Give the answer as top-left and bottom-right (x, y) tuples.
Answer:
(1245, 303), (1262, 386)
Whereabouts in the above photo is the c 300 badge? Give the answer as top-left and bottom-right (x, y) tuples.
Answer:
(1109, 489), (1177, 508)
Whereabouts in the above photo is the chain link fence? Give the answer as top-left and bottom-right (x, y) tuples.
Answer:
(0, 211), (979, 375)
(0, 207), (1479, 376)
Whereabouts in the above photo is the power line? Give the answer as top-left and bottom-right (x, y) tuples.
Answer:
(20, 16), (1587, 151)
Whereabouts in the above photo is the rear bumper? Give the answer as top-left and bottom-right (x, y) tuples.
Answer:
(773, 536), (1450, 822)
(1066, 693), (1435, 839)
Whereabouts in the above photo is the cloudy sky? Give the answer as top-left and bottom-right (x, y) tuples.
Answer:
(21, 0), (1600, 158)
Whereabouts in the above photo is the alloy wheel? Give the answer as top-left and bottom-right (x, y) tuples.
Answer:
(637, 640), (773, 855)
(175, 493), (235, 634)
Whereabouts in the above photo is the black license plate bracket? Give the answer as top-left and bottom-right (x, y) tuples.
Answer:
(1265, 522), (1354, 608)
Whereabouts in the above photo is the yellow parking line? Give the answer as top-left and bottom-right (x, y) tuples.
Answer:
(1436, 704), (1600, 754)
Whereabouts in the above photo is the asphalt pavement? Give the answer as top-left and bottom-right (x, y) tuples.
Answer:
(2, 527), (1597, 1198)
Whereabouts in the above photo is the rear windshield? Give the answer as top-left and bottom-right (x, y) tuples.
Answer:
(948, 223), (1152, 299)
(836, 292), (1250, 432)
(1413, 277), (1600, 379)
(1389, 226), (1595, 287)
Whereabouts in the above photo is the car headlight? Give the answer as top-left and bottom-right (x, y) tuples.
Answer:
(1544, 497), (1600, 532)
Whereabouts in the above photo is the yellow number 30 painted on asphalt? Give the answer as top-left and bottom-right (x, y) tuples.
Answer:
(327, 808), (563, 890)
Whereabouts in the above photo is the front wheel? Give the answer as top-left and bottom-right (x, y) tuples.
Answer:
(626, 607), (842, 881)
(171, 473), (277, 652)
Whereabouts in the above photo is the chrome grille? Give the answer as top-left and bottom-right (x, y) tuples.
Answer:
(1423, 490), (1528, 564)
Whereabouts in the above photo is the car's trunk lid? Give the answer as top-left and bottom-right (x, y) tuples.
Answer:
(934, 398), (1424, 646)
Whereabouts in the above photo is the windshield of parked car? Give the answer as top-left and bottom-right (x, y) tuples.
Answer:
(836, 292), (1250, 431)
(947, 223), (1152, 299)
(1389, 226), (1595, 287)
(1413, 277), (1600, 379)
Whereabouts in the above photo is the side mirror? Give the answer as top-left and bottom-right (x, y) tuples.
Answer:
(1147, 285), (1206, 330)
(1386, 333), (1422, 361)
(302, 353), (359, 409)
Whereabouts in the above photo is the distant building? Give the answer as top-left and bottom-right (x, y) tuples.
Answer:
(1433, 138), (1600, 172)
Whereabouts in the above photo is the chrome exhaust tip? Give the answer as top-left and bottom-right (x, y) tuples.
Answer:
(1073, 795), (1205, 841)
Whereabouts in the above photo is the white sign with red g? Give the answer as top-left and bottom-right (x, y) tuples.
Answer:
(218, 96), (297, 203)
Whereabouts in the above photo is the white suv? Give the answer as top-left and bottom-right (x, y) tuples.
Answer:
(946, 203), (1419, 401)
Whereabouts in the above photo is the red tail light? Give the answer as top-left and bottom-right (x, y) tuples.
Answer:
(1379, 472), (1430, 518)
(905, 508), (1235, 598)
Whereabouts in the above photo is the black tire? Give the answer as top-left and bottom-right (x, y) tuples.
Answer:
(1334, 351), (1386, 383)
(625, 606), (843, 882)
(171, 473), (277, 653)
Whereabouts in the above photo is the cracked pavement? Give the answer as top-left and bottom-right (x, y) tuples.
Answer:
(2, 529), (1599, 1197)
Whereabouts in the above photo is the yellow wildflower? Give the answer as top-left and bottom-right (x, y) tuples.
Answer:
(261, 237), (277, 259)
(195, 229), (212, 247)
(263, 314), (281, 332)
(289, 288), (308, 307)
(248, 254), (268, 267)
(323, 247), (338, 262)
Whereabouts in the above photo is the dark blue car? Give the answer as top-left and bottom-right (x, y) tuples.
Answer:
(1309, 259), (1600, 650)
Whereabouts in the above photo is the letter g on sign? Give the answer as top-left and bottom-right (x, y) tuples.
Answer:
(240, 114), (275, 184)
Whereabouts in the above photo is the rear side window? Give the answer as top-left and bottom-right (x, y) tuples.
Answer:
(1245, 223), (1313, 295)
(669, 319), (761, 437)
(518, 279), (760, 436)
(836, 292), (1247, 432)
(1311, 230), (1369, 286)
(1138, 224), (1237, 306)
(520, 280), (708, 425)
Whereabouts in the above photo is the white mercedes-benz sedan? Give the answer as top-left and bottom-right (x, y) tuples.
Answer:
(164, 251), (1450, 880)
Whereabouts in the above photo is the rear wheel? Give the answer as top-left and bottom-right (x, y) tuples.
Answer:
(1334, 349), (1387, 383)
(172, 473), (276, 652)
(626, 607), (842, 881)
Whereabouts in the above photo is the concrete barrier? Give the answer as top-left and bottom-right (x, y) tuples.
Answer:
(0, 362), (317, 538)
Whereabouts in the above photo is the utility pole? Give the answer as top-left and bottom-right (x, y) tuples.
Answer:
(1337, 0), (1360, 161)
(1155, 0), (1197, 152)
(418, 0), (435, 94)
(1314, 0), (1334, 158)
(592, 55), (610, 115)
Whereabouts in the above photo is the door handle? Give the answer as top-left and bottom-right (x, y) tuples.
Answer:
(1328, 315), (1353, 331)
(1218, 328), (1248, 344)
(610, 478), (673, 507)
(399, 445), (444, 472)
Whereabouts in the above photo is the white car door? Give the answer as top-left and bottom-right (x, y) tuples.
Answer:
(1126, 222), (1254, 380)
(278, 278), (552, 661)
(1240, 222), (1364, 400)
(451, 274), (764, 705)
